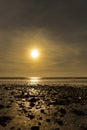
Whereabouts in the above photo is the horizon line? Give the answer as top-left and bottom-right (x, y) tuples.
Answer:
(0, 76), (87, 79)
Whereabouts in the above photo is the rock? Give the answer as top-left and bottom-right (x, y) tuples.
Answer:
(6, 105), (11, 108)
(17, 128), (21, 130)
(80, 124), (87, 130)
(53, 128), (60, 130)
(59, 108), (66, 114)
(40, 109), (46, 114)
(11, 91), (15, 95)
(29, 98), (39, 102)
(10, 126), (15, 129)
(30, 102), (35, 107)
(5, 87), (9, 90)
(46, 119), (50, 122)
(72, 109), (86, 116)
(38, 122), (41, 126)
(27, 114), (35, 119)
(0, 116), (13, 127)
(57, 120), (64, 125)
(0, 104), (4, 109)
(22, 108), (28, 113)
(54, 119), (64, 126)
(39, 117), (42, 120)
(31, 126), (39, 130)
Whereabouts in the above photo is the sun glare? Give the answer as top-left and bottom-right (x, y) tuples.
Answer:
(31, 49), (39, 59)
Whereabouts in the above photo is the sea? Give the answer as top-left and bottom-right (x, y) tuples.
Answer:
(0, 77), (87, 87)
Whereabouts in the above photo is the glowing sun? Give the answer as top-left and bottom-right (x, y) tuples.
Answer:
(31, 49), (39, 59)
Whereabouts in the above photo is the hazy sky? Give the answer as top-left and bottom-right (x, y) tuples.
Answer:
(0, 0), (87, 77)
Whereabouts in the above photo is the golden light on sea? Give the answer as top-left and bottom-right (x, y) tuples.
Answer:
(29, 77), (40, 85)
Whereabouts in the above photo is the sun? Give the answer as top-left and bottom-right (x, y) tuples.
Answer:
(31, 49), (39, 59)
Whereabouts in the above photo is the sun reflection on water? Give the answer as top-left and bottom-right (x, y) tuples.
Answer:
(29, 77), (40, 85)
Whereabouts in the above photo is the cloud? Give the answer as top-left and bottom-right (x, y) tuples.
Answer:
(0, 0), (87, 76)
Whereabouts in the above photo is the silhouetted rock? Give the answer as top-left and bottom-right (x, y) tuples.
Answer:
(6, 105), (11, 108)
(27, 114), (35, 119)
(59, 108), (66, 114)
(10, 126), (15, 129)
(30, 102), (35, 107)
(38, 122), (41, 126)
(17, 128), (21, 130)
(31, 126), (39, 130)
(53, 128), (60, 130)
(39, 117), (42, 120)
(29, 98), (39, 102)
(72, 109), (86, 116)
(54, 119), (64, 126)
(0, 104), (4, 109)
(80, 124), (87, 130)
(40, 109), (46, 114)
(57, 120), (64, 125)
(0, 116), (13, 127)
(46, 119), (50, 122)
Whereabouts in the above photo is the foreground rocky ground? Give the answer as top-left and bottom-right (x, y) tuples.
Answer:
(0, 84), (87, 130)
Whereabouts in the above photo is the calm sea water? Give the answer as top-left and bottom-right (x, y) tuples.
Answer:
(0, 77), (87, 86)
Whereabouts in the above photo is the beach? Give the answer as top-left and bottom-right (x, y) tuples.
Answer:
(0, 84), (87, 130)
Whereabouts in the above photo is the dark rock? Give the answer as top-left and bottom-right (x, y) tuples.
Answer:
(50, 99), (69, 105)
(38, 122), (41, 126)
(40, 109), (46, 114)
(15, 95), (23, 98)
(30, 102), (35, 107)
(6, 105), (11, 108)
(80, 124), (87, 130)
(17, 128), (21, 130)
(31, 126), (39, 130)
(27, 114), (35, 119)
(22, 108), (28, 113)
(60, 114), (64, 117)
(39, 117), (42, 120)
(59, 108), (66, 114)
(15, 92), (29, 99)
(53, 112), (58, 116)
(72, 109), (86, 116)
(53, 128), (60, 130)
(0, 116), (13, 127)
(19, 104), (24, 108)
(46, 119), (50, 122)
(54, 119), (64, 126)
(0, 104), (4, 109)
(9, 99), (14, 103)
(10, 126), (15, 129)
(29, 98), (39, 102)
(24, 93), (29, 98)
(57, 120), (64, 125)
(5, 87), (9, 90)
(11, 91), (15, 95)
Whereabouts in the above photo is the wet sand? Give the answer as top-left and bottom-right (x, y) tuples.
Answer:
(0, 84), (87, 130)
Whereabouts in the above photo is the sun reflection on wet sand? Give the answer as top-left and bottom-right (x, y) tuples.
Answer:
(29, 77), (40, 85)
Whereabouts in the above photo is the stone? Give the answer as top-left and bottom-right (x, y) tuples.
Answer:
(59, 108), (66, 114)
(0, 116), (13, 127)
(31, 126), (39, 130)
(27, 114), (35, 119)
